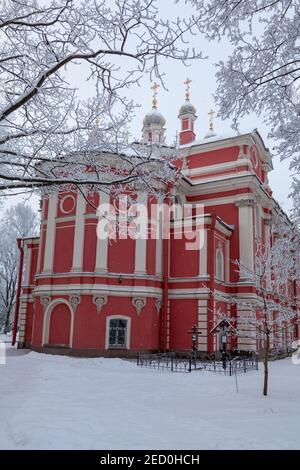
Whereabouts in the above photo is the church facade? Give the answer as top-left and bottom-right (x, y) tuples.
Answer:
(14, 82), (299, 357)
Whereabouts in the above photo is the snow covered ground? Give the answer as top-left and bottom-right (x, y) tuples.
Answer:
(0, 345), (299, 450)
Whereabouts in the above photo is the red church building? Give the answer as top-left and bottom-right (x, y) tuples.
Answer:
(13, 82), (299, 357)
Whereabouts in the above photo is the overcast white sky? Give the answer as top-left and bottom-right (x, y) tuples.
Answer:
(3, 0), (293, 215)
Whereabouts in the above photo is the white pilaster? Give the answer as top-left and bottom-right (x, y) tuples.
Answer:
(264, 219), (271, 288)
(95, 191), (110, 273)
(236, 198), (255, 277)
(199, 228), (207, 276)
(134, 193), (148, 275)
(72, 193), (86, 272)
(225, 239), (230, 282)
(155, 199), (163, 276)
(43, 194), (58, 273)
(24, 245), (32, 286)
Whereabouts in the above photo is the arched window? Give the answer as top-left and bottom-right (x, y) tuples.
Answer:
(216, 248), (224, 281)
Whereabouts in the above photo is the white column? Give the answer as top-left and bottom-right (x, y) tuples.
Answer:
(72, 193), (86, 272)
(43, 194), (57, 273)
(134, 193), (147, 275)
(95, 191), (110, 273)
(155, 199), (163, 276)
(199, 228), (207, 276)
(24, 244), (32, 286)
(264, 219), (271, 287)
(236, 199), (255, 278)
(225, 239), (230, 282)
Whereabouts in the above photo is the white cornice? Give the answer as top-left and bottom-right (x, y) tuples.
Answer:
(33, 284), (162, 297)
(182, 159), (253, 178)
(35, 271), (163, 281)
(23, 237), (40, 245)
(181, 173), (275, 208)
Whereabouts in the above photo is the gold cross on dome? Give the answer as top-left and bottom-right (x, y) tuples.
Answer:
(151, 81), (159, 109)
(208, 109), (215, 131)
(184, 78), (192, 101)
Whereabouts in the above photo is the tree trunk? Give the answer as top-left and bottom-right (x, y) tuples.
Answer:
(263, 334), (270, 396)
(3, 308), (11, 334)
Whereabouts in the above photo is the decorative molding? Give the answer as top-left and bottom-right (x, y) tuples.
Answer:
(33, 284), (163, 298)
(69, 294), (81, 313)
(92, 295), (108, 314)
(238, 144), (249, 160)
(235, 197), (256, 208)
(132, 297), (146, 316)
(59, 195), (76, 215)
(155, 299), (162, 316)
(263, 216), (272, 226)
(40, 296), (51, 311)
(261, 162), (272, 173)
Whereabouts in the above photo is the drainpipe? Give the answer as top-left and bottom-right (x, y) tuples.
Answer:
(161, 184), (172, 352)
(12, 238), (24, 347)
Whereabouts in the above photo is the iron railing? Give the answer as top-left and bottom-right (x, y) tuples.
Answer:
(137, 352), (204, 373)
(228, 356), (259, 376)
(137, 352), (259, 375)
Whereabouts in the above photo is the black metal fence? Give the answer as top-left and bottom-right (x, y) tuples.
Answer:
(137, 352), (204, 373)
(201, 356), (259, 375)
(137, 352), (259, 375)
(228, 356), (259, 375)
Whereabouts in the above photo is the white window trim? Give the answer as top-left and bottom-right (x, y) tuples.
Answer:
(105, 315), (131, 350)
(42, 299), (74, 347)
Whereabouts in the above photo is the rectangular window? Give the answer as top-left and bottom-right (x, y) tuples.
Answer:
(109, 319), (127, 348)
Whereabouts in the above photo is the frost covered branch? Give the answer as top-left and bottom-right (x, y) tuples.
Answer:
(188, 0), (300, 206)
(0, 0), (203, 197)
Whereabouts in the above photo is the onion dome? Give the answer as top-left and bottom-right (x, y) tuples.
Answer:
(143, 111), (166, 127)
(178, 78), (197, 117)
(178, 78), (197, 145)
(142, 82), (166, 144)
(178, 101), (196, 117)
